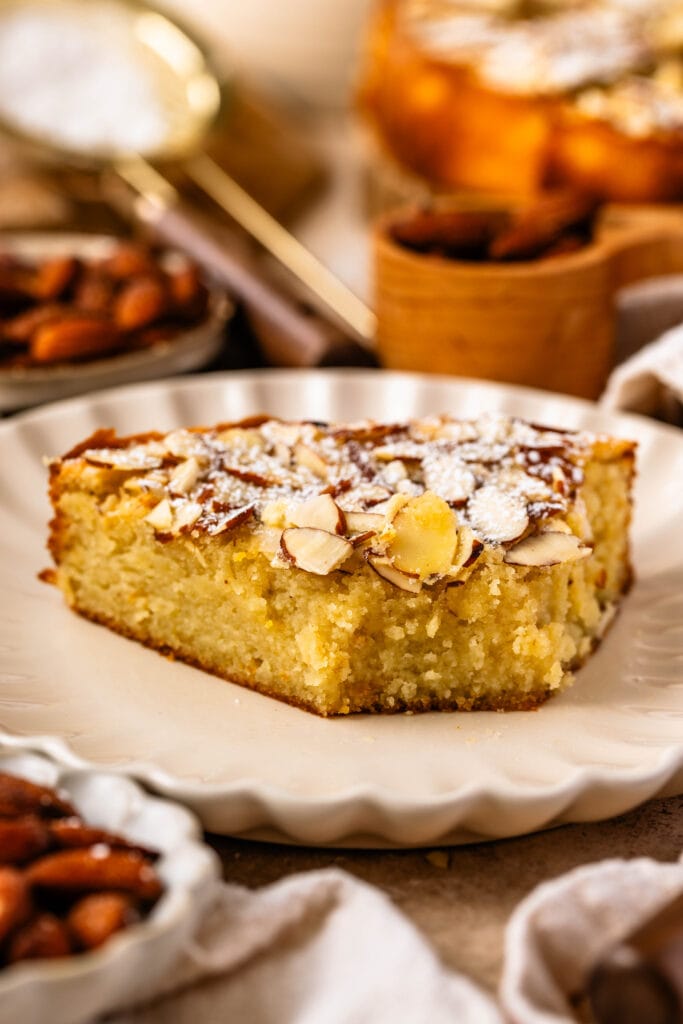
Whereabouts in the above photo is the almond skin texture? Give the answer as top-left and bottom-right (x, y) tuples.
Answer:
(101, 244), (156, 280)
(0, 868), (32, 943)
(114, 277), (168, 331)
(26, 848), (162, 902)
(67, 892), (138, 950)
(32, 256), (78, 301)
(0, 817), (50, 865)
(31, 317), (120, 364)
(48, 818), (158, 860)
(75, 272), (114, 313)
(0, 773), (76, 819)
(8, 913), (72, 963)
(391, 208), (505, 258)
(2, 303), (69, 343)
(169, 266), (208, 320)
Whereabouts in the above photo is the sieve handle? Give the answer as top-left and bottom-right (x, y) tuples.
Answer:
(183, 152), (377, 346)
(119, 160), (376, 367)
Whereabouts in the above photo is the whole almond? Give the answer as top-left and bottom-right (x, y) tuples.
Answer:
(0, 817), (50, 865)
(48, 817), (158, 860)
(0, 867), (31, 943)
(168, 265), (208, 320)
(33, 256), (79, 301)
(3, 304), (69, 344)
(101, 243), (156, 280)
(31, 317), (120, 364)
(114, 277), (168, 331)
(391, 209), (507, 259)
(8, 913), (71, 962)
(75, 272), (114, 313)
(27, 848), (162, 902)
(67, 892), (138, 950)
(0, 772), (76, 819)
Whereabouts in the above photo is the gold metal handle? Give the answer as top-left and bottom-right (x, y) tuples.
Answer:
(183, 152), (377, 345)
(114, 155), (376, 367)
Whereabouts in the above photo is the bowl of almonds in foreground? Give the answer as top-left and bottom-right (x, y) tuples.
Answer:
(0, 740), (218, 1024)
(0, 234), (232, 412)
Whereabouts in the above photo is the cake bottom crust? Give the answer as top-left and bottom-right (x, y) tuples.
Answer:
(60, 593), (624, 717)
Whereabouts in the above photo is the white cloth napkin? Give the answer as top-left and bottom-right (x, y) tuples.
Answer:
(111, 867), (503, 1024)
(109, 856), (683, 1024)
(602, 322), (683, 419)
(501, 856), (683, 1024)
(603, 278), (683, 420)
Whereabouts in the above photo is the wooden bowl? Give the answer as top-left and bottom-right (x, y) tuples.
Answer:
(374, 203), (683, 399)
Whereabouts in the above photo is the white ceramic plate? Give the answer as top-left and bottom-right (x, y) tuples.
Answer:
(1, 369), (682, 847)
(0, 741), (219, 1024)
(0, 234), (232, 412)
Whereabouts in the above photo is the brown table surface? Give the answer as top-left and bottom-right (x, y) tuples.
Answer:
(207, 794), (683, 995)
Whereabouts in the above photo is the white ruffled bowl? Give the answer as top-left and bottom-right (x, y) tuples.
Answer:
(0, 741), (220, 1024)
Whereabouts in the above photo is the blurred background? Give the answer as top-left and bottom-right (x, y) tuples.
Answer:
(3, 0), (683, 414)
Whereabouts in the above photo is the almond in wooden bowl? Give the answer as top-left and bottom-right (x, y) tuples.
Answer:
(374, 195), (683, 399)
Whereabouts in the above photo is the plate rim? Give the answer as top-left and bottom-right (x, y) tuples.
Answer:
(2, 367), (682, 846)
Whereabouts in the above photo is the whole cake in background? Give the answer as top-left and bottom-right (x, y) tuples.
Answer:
(46, 413), (635, 717)
(360, 0), (683, 200)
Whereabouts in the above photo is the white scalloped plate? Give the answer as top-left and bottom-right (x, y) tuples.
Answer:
(0, 742), (219, 1024)
(1, 370), (682, 847)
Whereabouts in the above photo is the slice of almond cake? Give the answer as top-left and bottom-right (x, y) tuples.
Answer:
(45, 414), (635, 716)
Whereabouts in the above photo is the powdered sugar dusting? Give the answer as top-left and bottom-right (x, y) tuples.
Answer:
(65, 413), (602, 549)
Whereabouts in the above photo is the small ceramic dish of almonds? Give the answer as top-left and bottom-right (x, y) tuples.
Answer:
(0, 234), (232, 412)
(0, 740), (219, 1024)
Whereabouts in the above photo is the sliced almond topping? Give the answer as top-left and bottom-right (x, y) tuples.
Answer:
(280, 528), (352, 575)
(423, 457), (476, 505)
(350, 530), (377, 548)
(344, 483), (393, 509)
(366, 554), (422, 593)
(466, 486), (529, 544)
(162, 430), (206, 461)
(290, 494), (345, 534)
(463, 538), (484, 568)
(84, 449), (162, 472)
(294, 443), (329, 480)
(173, 501), (203, 532)
(382, 459), (408, 485)
(345, 510), (385, 535)
(383, 492), (458, 580)
(207, 504), (256, 537)
(169, 456), (201, 496)
(373, 444), (423, 462)
(145, 497), (173, 531)
(224, 466), (278, 487)
(446, 525), (483, 578)
(504, 531), (592, 567)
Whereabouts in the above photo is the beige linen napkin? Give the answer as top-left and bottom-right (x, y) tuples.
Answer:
(604, 278), (683, 421)
(111, 856), (683, 1024)
(500, 856), (683, 1024)
(112, 868), (503, 1024)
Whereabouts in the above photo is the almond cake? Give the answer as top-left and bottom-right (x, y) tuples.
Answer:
(45, 414), (636, 716)
(361, 0), (683, 201)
